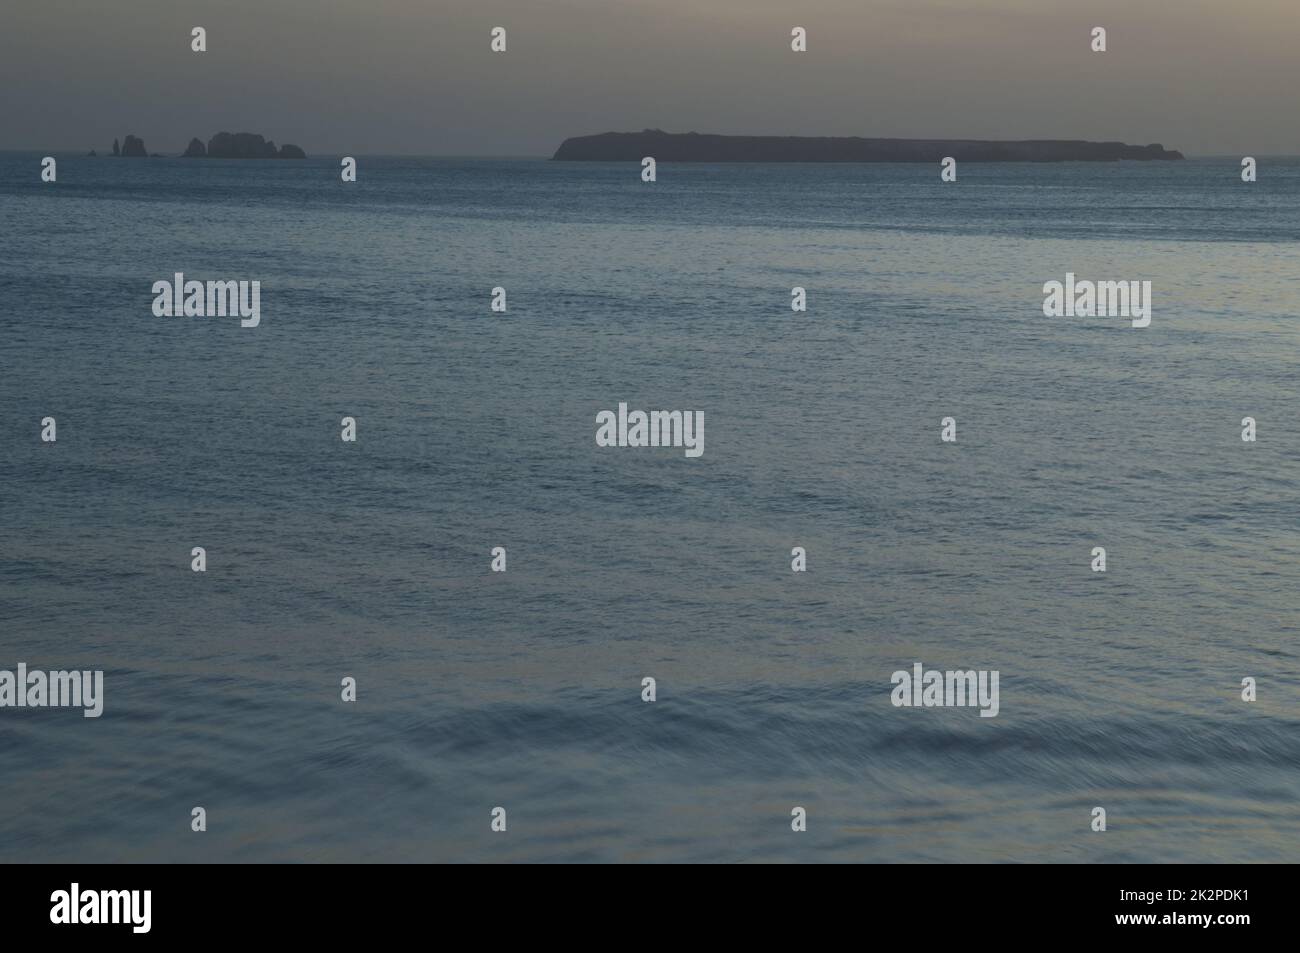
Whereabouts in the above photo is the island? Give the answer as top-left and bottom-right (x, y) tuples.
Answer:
(182, 132), (306, 159)
(552, 130), (1184, 163)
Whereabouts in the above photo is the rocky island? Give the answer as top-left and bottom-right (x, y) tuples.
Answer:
(114, 135), (148, 157)
(183, 132), (305, 158)
(553, 130), (1184, 163)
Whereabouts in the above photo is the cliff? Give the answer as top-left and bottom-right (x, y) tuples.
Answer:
(552, 130), (1184, 163)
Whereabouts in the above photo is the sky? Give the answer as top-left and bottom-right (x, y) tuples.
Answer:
(3, 0), (1297, 156)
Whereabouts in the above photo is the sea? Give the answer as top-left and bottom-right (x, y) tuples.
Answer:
(1, 152), (1298, 862)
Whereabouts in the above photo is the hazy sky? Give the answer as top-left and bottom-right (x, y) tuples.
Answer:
(4, 0), (1297, 156)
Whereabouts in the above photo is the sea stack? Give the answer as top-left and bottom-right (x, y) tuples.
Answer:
(204, 132), (305, 158)
(119, 135), (147, 157)
(552, 130), (1185, 163)
(182, 137), (207, 157)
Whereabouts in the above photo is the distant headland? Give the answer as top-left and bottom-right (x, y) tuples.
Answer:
(553, 130), (1184, 163)
(101, 132), (305, 158)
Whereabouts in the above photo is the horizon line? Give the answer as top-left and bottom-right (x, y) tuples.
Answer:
(4, 148), (1292, 161)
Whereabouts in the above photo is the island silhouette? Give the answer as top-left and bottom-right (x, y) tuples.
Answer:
(553, 129), (1184, 163)
(183, 132), (305, 159)
(102, 132), (305, 158)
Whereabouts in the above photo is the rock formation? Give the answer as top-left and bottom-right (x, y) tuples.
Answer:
(207, 131), (276, 158)
(119, 135), (147, 157)
(182, 137), (206, 157)
(552, 130), (1185, 163)
(201, 132), (305, 158)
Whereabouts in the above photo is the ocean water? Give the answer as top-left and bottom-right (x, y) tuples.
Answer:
(1, 153), (1298, 863)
